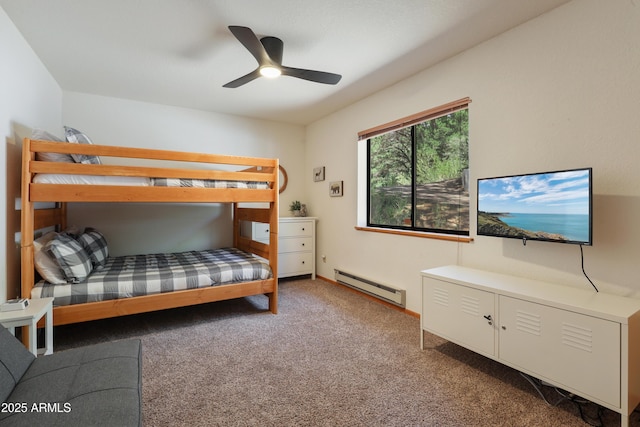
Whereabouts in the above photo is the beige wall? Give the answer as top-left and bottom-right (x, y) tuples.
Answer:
(306, 0), (640, 313)
(62, 92), (306, 256)
(0, 7), (62, 302)
(4, 0), (640, 315)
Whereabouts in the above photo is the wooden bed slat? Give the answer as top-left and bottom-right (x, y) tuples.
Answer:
(49, 279), (276, 326)
(30, 184), (276, 203)
(237, 236), (269, 260)
(236, 207), (272, 223)
(30, 140), (277, 167)
(33, 207), (65, 230)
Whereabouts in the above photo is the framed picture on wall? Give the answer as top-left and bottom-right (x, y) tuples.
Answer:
(330, 181), (343, 197)
(313, 166), (325, 182)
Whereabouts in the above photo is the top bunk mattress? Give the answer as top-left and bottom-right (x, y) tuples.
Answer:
(31, 247), (272, 306)
(33, 174), (270, 189)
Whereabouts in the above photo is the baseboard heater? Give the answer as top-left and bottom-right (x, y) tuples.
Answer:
(334, 269), (406, 307)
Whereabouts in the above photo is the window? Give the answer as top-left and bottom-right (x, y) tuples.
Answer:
(361, 98), (470, 236)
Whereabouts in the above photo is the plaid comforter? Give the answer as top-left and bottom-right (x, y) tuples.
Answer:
(151, 178), (269, 189)
(31, 247), (272, 306)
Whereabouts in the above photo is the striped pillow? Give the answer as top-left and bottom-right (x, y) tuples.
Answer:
(64, 126), (102, 165)
(45, 233), (93, 284)
(77, 228), (109, 268)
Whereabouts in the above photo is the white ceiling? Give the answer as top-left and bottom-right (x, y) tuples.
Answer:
(2, 0), (570, 125)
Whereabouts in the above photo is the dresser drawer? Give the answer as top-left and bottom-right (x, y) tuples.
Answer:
(252, 222), (271, 240)
(279, 237), (313, 253)
(280, 221), (313, 237)
(279, 252), (313, 276)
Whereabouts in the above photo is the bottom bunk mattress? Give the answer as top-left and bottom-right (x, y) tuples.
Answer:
(31, 247), (272, 306)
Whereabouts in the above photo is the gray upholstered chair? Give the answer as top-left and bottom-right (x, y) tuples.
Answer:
(0, 324), (142, 426)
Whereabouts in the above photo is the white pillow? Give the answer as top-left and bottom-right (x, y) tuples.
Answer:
(33, 232), (67, 284)
(31, 129), (75, 163)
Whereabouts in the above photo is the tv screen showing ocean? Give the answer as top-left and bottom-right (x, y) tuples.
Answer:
(498, 213), (589, 242)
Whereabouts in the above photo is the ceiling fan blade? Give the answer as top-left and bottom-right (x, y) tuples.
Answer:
(228, 25), (271, 66)
(280, 66), (342, 85)
(223, 68), (261, 88)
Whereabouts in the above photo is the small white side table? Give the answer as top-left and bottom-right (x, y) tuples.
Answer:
(0, 297), (54, 356)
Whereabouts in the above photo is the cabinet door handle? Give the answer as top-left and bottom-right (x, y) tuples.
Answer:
(483, 314), (493, 325)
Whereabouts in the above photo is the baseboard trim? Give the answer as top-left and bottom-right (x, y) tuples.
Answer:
(316, 274), (419, 319)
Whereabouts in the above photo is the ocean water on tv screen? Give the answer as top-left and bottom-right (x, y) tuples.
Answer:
(499, 213), (589, 242)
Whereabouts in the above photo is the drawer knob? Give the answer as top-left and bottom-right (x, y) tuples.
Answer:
(302, 228), (305, 231)
(302, 261), (305, 264)
(301, 243), (305, 246)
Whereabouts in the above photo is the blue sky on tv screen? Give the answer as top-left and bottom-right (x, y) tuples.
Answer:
(478, 169), (590, 215)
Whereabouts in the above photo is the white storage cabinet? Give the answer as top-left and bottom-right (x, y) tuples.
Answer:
(247, 217), (317, 279)
(421, 265), (640, 427)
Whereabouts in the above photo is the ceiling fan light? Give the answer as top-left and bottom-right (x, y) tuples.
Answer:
(259, 66), (281, 78)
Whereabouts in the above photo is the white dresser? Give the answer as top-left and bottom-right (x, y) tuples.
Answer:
(246, 217), (317, 279)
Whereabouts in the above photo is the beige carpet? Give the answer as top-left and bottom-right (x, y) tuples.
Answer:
(54, 278), (631, 426)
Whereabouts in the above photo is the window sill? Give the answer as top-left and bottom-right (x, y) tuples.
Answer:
(355, 226), (473, 243)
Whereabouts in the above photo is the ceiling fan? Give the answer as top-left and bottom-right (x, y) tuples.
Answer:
(223, 26), (342, 88)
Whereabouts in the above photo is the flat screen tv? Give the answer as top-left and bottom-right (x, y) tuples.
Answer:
(477, 168), (592, 245)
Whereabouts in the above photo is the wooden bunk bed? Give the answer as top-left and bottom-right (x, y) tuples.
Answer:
(20, 137), (279, 326)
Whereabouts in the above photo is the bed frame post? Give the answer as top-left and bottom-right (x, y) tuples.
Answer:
(20, 138), (35, 345)
(269, 160), (279, 314)
(232, 202), (240, 248)
(20, 138), (35, 299)
(59, 202), (68, 230)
